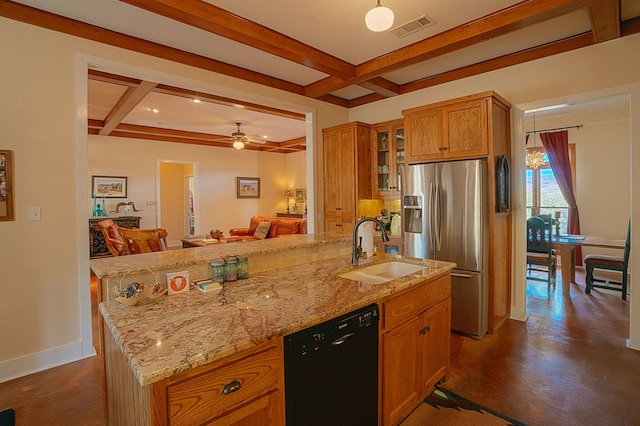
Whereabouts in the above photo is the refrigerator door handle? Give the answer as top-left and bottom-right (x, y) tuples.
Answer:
(434, 183), (442, 251)
(428, 182), (435, 251)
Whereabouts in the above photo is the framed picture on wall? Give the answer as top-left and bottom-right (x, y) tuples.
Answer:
(92, 175), (128, 198)
(295, 188), (306, 203)
(236, 177), (261, 199)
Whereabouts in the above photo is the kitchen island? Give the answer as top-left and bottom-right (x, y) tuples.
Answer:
(94, 233), (455, 425)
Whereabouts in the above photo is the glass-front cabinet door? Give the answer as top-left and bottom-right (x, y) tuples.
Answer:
(373, 120), (404, 198)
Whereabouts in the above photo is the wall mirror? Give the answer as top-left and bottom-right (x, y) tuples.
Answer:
(0, 150), (14, 221)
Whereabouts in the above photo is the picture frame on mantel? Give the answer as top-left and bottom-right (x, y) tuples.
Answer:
(92, 175), (128, 198)
(236, 177), (261, 199)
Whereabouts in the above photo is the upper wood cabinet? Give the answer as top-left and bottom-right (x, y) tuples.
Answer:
(323, 122), (372, 233)
(403, 94), (494, 163)
(372, 119), (404, 198)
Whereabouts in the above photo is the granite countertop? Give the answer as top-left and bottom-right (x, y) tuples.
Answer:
(100, 245), (455, 387)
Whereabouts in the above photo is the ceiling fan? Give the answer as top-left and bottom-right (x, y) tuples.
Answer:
(215, 122), (267, 150)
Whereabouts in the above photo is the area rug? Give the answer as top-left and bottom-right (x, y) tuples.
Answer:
(0, 408), (15, 426)
(401, 387), (528, 426)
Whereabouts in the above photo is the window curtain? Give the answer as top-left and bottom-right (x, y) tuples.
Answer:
(540, 130), (582, 265)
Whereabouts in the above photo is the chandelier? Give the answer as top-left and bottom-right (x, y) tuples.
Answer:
(526, 149), (545, 169)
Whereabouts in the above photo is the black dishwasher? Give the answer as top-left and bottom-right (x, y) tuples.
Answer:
(284, 303), (379, 426)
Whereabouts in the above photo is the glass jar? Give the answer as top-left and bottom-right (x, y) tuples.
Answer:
(211, 258), (225, 283)
(224, 256), (237, 282)
(236, 255), (249, 279)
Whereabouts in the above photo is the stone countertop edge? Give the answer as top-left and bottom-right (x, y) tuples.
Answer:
(99, 240), (455, 387)
(90, 233), (349, 279)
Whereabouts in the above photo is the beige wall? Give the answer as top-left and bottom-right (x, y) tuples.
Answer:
(1, 15), (639, 382)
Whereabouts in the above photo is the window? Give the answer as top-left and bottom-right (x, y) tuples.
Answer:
(525, 145), (576, 234)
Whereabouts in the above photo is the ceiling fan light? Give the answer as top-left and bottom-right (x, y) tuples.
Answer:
(365, 2), (394, 32)
(233, 140), (245, 150)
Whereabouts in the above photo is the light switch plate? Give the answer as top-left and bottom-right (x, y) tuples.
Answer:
(29, 207), (41, 221)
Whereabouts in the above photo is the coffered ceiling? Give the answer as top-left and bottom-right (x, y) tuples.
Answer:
(3, 0), (639, 152)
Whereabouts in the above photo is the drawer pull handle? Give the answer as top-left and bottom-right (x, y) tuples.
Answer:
(222, 380), (242, 395)
(420, 326), (431, 335)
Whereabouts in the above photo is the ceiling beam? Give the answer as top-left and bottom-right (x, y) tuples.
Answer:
(99, 80), (157, 136)
(88, 70), (306, 121)
(588, 0), (621, 42)
(357, 77), (400, 98)
(119, 0), (355, 80)
(305, 0), (606, 98)
(88, 120), (305, 152)
(0, 0), (307, 98)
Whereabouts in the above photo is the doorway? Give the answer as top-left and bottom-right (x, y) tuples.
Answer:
(157, 160), (198, 247)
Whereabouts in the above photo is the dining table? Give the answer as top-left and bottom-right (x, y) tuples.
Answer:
(551, 234), (626, 296)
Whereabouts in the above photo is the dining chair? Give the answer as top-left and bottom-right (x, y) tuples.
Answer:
(585, 220), (631, 300)
(526, 216), (557, 293)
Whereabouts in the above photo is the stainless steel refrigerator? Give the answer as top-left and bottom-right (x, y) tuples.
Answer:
(401, 159), (488, 339)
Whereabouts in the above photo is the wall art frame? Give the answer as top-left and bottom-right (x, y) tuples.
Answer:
(92, 175), (128, 198)
(236, 177), (261, 199)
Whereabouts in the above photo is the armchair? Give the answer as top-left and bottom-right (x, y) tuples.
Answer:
(98, 219), (168, 255)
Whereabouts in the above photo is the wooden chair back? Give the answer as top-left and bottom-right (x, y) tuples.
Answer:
(526, 216), (553, 254)
(118, 227), (168, 254)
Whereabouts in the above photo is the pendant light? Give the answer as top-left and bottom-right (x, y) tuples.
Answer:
(365, 0), (394, 32)
(525, 112), (545, 169)
(233, 140), (244, 150)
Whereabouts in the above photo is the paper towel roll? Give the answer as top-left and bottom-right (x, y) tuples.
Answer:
(357, 221), (374, 258)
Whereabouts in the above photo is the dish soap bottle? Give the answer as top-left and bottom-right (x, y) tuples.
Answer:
(390, 213), (401, 236)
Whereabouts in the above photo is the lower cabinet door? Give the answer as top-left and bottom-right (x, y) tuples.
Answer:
(420, 299), (451, 393)
(381, 315), (423, 426)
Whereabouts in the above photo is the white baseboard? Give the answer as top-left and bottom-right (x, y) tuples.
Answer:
(0, 341), (95, 384)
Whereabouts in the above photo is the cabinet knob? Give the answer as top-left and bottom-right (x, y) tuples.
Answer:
(420, 325), (431, 335)
(222, 380), (242, 395)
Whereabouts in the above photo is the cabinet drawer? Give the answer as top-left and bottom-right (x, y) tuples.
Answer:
(383, 274), (451, 331)
(168, 344), (282, 425)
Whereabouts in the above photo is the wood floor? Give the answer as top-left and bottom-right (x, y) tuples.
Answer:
(0, 271), (638, 425)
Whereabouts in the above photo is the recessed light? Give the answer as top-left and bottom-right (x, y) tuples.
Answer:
(150, 108), (159, 114)
(192, 99), (202, 104)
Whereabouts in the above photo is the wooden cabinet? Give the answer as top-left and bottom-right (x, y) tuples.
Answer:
(403, 91), (512, 334)
(103, 330), (285, 425)
(167, 341), (284, 425)
(89, 216), (141, 258)
(403, 96), (489, 163)
(323, 122), (372, 233)
(372, 119), (405, 198)
(380, 274), (451, 425)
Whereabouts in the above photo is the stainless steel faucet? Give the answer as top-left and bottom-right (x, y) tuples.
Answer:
(352, 217), (390, 264)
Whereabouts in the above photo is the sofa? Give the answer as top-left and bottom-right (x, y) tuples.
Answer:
(228, 215), (307, 241)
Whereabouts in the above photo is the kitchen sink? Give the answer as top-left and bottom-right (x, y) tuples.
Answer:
(338, 261), (427, 285)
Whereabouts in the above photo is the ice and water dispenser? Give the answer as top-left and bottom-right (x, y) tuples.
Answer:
(403, 195), (423, 234)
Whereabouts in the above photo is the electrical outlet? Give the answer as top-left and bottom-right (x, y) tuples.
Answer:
(29, 207), (41, 221)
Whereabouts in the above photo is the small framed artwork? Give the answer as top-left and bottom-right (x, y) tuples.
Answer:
(236, 177), (261, 199)
(92, 175), (128, 198)
(295, 188), (306, 203)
